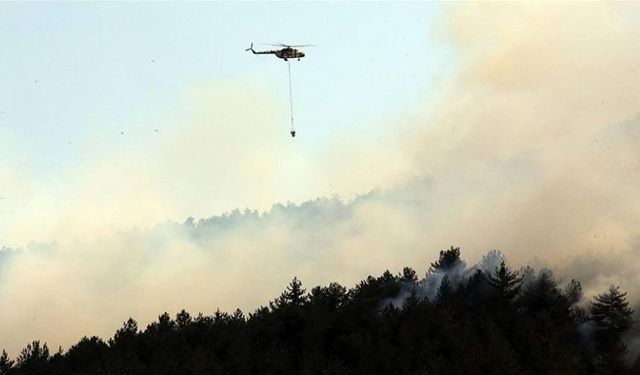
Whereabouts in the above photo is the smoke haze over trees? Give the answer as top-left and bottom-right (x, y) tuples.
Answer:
(0, 247), (637, 374)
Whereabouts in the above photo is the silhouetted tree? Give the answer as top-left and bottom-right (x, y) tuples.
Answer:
(0, 350), (14, 374)
(309, 282), (347, 309)
(270, 277), (307, 309)
(111, 318), (139, 346)
(519, 265), (536, 290)
(430, 246), (465, 272)
(589, 285), (634, 374)
(565, 279), (583, 305)
(15, 341), (50, 375)
(462, 269), (492, 305)
(0, 247), (629, 375)
(401, 267), (418, 283)
(146, 312), (175, 335)
(517, 271), (584, 373)
(487, 261), (522, 301)
(437, 275), (453, 302)
(175, 309), (192, 329)
(65, 336), (108, 373)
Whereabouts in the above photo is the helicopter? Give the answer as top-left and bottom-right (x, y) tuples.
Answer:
(245, 43), (312, 61)
(247, 43), (313, 138)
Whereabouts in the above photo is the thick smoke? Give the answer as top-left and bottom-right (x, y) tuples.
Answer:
(0, 191), (432, 355)
(399, 2), (640, 296)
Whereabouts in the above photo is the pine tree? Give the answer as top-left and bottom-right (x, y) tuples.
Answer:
(401, 267), (418, 283)
(110, 317), (139, 353)
(175, 309), (192, 329)
(487, 261), (522, 301)
(564, 279), (583, 305)
(232, 308), (245, 322)
(115, 318), (138, 338)
(0, 350), (13, 374)
(309, 282), (347, 309)
(154, 312), (175, 333)
(270, 277), (307, 309)
(430, 246), (465, 272)
(437, 275), (453, 302)
(15, 341), (50, 374)
(589, 285), (634, 373)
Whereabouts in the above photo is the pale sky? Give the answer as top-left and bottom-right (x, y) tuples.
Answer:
(0, 2), (455, 244)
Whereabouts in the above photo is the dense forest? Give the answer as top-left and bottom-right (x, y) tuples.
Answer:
(0, 247), (637, 375)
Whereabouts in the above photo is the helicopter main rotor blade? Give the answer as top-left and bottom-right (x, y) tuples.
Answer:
(255, 42), (316, 48)
(274, 43), (315, 48)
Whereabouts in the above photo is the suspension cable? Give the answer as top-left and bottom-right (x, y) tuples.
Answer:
(288, 60), (295, 134)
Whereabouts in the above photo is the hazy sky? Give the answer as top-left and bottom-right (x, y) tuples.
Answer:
(1, 2), (640, 357)
(0, 2), (454, 244)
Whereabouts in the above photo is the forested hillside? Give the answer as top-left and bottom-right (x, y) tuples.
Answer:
(0, 247), (636, 374)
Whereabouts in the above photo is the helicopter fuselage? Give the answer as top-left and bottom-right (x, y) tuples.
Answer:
(248, 46), (305, 61)
(275, 48), (305, 60)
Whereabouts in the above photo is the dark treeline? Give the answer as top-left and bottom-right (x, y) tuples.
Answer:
(1, 247), (637, 374)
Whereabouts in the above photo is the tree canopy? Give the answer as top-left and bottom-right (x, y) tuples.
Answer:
(0, 247), (637, 374)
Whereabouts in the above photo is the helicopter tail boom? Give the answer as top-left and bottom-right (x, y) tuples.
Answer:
(246, 43), (276, 55)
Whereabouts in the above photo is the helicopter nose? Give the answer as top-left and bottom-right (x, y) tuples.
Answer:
(301, 53), (305, 57)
